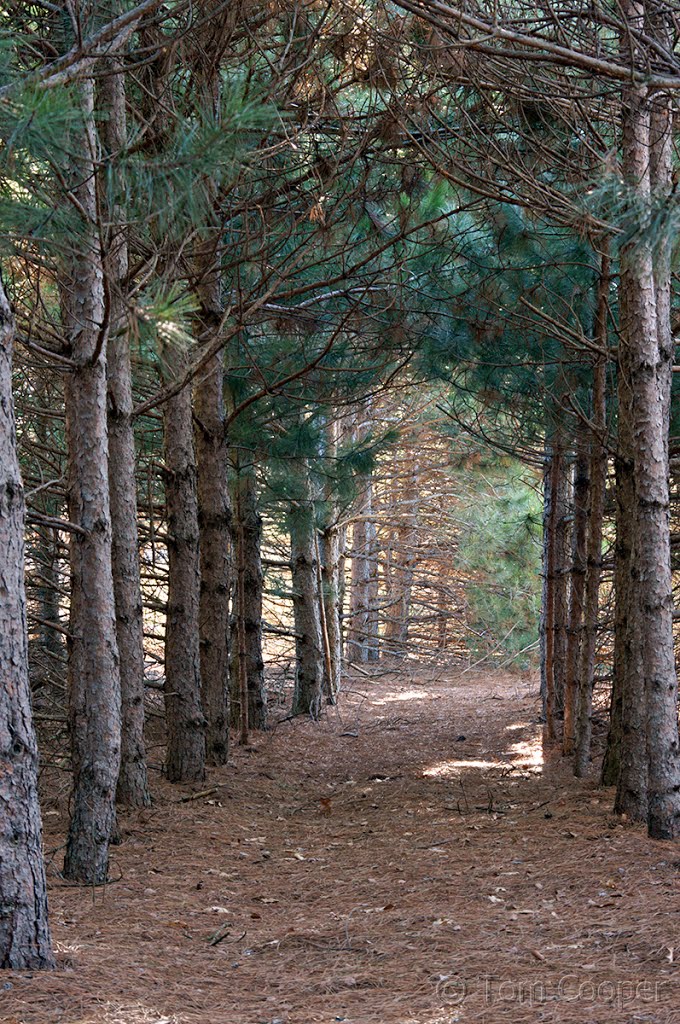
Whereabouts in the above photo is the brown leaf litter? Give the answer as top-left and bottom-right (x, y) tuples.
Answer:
(3, 664), (679, 1024)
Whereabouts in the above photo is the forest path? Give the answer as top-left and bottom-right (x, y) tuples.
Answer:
(4, 665), (680, 1024)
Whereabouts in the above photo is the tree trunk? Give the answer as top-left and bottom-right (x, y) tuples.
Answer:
(620, 1), (680, 838)
(602, 675), (622, 786)
(552, 435), (571, 717)
(612, 380), (646, 816)
(162, 345), (206, 783)
(230, 466), (266, 731)
(642, 13), (680, 839)
(601, 667), (624, 788)
(542, 438), (561, 739)
(346, 484), (380, 663)
(320, 524), (342, 701)
(101, 61), (150, 809)
(383, 454), (418, 657)
(195, 340), (231, 763)
(538, 442), (552, 722)
(365, 513), (380, 662)
(601, 258), (624, 794)
(346, 514), (371, 665)
(290, 468), (325, 718)
(61, 79), (122, 884)
(0, 280), (54, 969)
(563, 443), (588, 756)
(574, 259), (609, 776)
(192, 48), (232, 765)
(318, 413), (342, 702)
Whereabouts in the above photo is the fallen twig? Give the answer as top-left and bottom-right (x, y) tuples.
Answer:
(177, 786), (227, 803)
(207, 924), (246, 947)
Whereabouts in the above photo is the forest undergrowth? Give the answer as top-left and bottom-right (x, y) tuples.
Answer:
(3, 664), (679, 1024)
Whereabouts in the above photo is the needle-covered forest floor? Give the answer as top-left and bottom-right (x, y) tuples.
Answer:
(4, 664), (680, 1024)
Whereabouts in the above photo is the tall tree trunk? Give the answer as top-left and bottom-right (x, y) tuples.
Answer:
(601, 676), (624, 786)
(612, 372), (646, 816)
(563, 443), (589, 756)
(192, 46), (232, 765)
(162, 345), (205, 783)
(320, 523), (342, 701)
(346, 513), (371, 665)
(538, 442), (552, 722)
(542, 438), (561, 739)
(601, 258), (624, 791)
(319, 412), (343, 701)
(383, 453), (418, 657)
(0, 280), (54, 969)
(230, 466), (266, 731)
(552, 432), (571, 717)
(642, 7), (679, 839)
(346, 487), (380, 663)
(620, 1), (680, 838)
(574, 258), (609, 776)
(345, 405), (379, 664)
(101, 59), (150, 808)
(365, 512), (380, 662)
(290, 468), (325, 718)
(195, 334), (231, 763)
(61, 79), (122, 884)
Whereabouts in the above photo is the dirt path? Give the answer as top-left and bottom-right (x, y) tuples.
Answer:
(3, 666), (680, 1024)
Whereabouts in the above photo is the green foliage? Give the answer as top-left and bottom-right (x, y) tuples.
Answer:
(0, 83), (82, 251)
(457, 463), (542, 668)
(583, 174), (680, 261)
(132, 284), (199, 363)
(417, 201), (603, 456)
(115, 79), (277, 238)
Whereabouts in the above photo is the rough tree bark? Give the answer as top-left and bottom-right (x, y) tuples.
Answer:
(552, 438), (571, 717)
(563, 442), (589, 756)
(601, 262), (625, 791)
(365, 511), (380, 663)
(0, 279), (54, 969)
(290, 466), (325, 718)
(541, 438), (561, 739)
(612, 359), (646, 815)
(640, 5), (680, 838)
(194, 319), (231, 763)
(162, 343), (206, 783)
(619, 0), (680, 838)
(538, 442), (552, 723)
(320, 523), (342, 702)
(601, 664), (624, 787)
(383, 453), (418, 657)
(192, 37), (232, 765)
(101, 59), (150, 808)
(574, 257), (609, 777)
(346, 513), (372, 665)
(345, 405), (379, 664)
(318, 414), (342, 701)
(230, 465), (266, 731)
(61, 79), (122, 884)
(346, 504), (380, 659)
